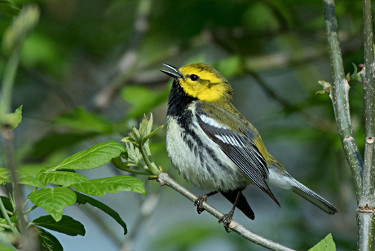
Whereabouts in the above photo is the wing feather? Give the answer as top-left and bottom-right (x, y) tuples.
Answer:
(196, 104), (279, 206)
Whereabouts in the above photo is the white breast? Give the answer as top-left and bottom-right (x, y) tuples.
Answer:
(166, 107), (249, 192)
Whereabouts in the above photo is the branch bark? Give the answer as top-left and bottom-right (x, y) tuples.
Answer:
(156, 172), (295, 251)
(358, 0), (375, 250)
(322, 0), (363, 201)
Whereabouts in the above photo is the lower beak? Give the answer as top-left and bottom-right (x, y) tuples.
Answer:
(160, 64), (184, 79)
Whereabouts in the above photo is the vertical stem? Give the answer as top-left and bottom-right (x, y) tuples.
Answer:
(322, 0), (363, 200)
(358, 0), (375, 250)
(0, 50), (20, 120)
(361, 0), (375, 203)
(0, 195), (18, 235)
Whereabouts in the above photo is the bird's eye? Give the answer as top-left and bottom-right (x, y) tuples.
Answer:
(190, 74), (199, 81)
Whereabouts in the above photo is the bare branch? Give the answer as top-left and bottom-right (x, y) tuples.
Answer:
(157, 172), (295, 251)
(322, 0), (363, 200)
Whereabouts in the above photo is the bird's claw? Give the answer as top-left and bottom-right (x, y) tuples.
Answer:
(219, 211), (234, 233)
(194, 194), (208, 214)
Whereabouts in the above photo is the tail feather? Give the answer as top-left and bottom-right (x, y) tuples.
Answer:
(221, 190), (255, 220)
(291, 180), (337, 214)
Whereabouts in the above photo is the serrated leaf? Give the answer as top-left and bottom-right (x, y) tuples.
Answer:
(51, 141), (125, 171)
(72, 176), (145, 196)
(38, 171), (89, 186)
(29, 187), (77, 221)
(32, 215), (85, 236)
(36, 227), (63, 251)
(75, 191), (127, 234)
(309, 233), (336, 251)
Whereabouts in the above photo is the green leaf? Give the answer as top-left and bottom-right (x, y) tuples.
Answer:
(54, 107), (114, 133)
(72, 176), (145, 196)
(38, 171), (89, 186)
(0, 241), (16, 251)
(309, 233), (336, 251)
(51, 141), (125, 171)
(215, 56), (242, 77)
(121, 86), (169, 119)
(1, 105), (22, 129)
(32, 215), (85, 236)
(29, 187), (77, 222)
(75, 191), (127, 235)
(36, 227), (63, 251)
(0, 168), (9, 183)
(0, 196), (13, 213)
(316, 80), (332, 95)
(0, 0), (20, 16)
(0, 167), (44, 187)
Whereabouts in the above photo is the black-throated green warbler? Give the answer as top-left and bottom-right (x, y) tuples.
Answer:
(161, 63), (337, 226)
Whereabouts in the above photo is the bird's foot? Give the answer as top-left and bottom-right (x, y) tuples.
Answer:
(218, 209), (235, 233)
(194, 194), (208, 214)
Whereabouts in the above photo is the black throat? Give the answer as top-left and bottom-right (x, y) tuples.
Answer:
(167, 80), (196, 118)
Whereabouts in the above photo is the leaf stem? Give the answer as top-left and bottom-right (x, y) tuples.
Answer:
(0, 196), (18, 235)
(0, 50), (20, 121)
(111, 158), (152, 175)
(23, 205), (37, 215)
(139, 144), (161, 175)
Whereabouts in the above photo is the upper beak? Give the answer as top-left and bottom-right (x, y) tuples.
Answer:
(160, 64), (184, 79)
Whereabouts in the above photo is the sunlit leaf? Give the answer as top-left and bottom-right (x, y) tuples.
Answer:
(0, 167), (44, 187)
(38, 171), (89, 186)
(72, 176), (145, 196)
(29, 187), (77, 221)
(309, 233), (336, 251)
(51, 141), (125, 171)
(0, 105), (22, 129)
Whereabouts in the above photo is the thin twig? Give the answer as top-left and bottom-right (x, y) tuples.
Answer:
(322, 0), (363, 201)
(156, 172), (295, 251)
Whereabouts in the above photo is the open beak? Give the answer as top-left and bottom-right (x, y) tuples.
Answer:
(160, 64), (184, 79)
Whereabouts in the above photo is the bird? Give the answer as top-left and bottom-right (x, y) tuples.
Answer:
(160, 63), (337, 229)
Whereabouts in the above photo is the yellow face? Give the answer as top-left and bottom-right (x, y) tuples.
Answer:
(177, 63), (232, 103)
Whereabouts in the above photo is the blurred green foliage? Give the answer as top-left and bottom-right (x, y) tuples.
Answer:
(0, 0), (368, 250)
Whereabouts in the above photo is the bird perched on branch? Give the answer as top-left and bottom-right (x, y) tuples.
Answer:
(161, 63), (337, 229)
